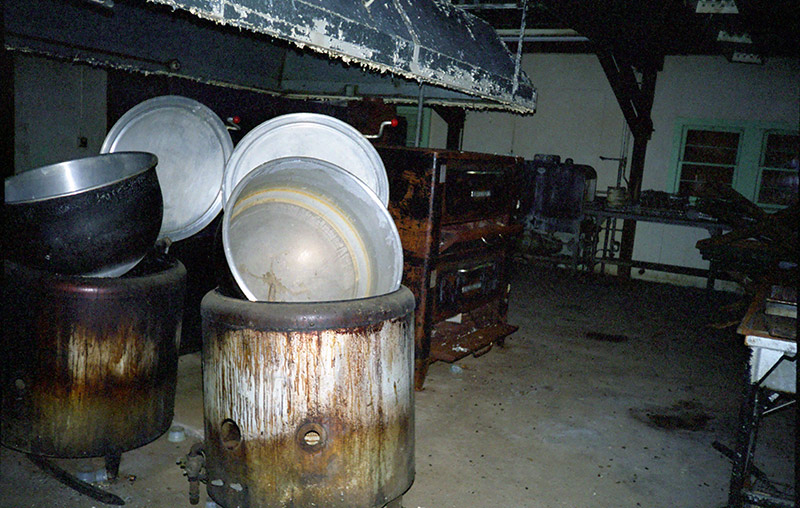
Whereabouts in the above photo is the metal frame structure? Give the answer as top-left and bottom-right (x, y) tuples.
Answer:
(582, 201), (732, 289)
(726, 289), (797, 508)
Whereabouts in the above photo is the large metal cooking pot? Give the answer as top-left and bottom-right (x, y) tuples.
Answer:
(1, 255), (186, 458)
(201, 286), (415, 508)
(222, 156), (402, 302)
(4, 152), (163, 277)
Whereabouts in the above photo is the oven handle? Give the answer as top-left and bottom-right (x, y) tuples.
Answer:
(458, 262), (496, 274)
(472, 343), (494, 358)
(464, 170), (503, 176)
(480, 233), (505, 246)
(469, 189), (492, 199)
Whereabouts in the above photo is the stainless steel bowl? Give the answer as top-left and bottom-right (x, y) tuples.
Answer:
(222, 157), (402, 302)
(4, 152), (163, 277)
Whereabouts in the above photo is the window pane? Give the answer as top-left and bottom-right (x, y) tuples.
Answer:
(762, 133), (800, 168)
(683, 145), (738, 165)
(757, 169), (799, 205)
(679, 163), (734, 184)
(685, 129), (740, 149)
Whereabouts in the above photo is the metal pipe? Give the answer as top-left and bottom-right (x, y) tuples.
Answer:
(495, 28), (583, 37)
(27, 455), (125, 506)
(499, 35), (590, 42)
(762, 399), (796, 416)
(512, 0), (527, 94)
(619, 120), (631, 186)
(415, 84), (424, 147)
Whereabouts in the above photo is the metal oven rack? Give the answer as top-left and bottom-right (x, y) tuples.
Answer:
(377, 146), (522, 390)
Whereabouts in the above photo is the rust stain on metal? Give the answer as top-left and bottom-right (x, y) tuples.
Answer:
(387, 169), (435, 259)
(202, 295), (414, 508)
(2, 260), (184, 458)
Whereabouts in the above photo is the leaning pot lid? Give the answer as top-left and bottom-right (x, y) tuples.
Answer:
(222, 113), (388, 209)
(101, 95), (232, 242)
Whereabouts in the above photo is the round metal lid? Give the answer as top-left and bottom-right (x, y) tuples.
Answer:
(222, 113), (389, 209)
(101, 96), (232, 242)
(222, 157), (402, 303)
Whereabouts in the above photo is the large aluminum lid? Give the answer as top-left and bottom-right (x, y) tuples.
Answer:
(101, 95), (232, 242)
(222, 113), (388, 209)
(222, 157), (402, 302)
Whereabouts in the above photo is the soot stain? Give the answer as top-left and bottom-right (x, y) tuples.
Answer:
(585, 331), (629, 343)
(630, 400), (712, 432)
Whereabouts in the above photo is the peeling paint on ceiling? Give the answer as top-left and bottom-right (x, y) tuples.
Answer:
(146, 0), (537, 113)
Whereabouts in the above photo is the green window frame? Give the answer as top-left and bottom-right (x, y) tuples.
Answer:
(675, 126), (743, 195)
(755, 131), (800, 210)
(395, 105), (432, 148)
(669, 118), (799, 210)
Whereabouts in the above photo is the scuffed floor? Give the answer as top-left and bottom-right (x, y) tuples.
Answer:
(1, 263), (794, 508)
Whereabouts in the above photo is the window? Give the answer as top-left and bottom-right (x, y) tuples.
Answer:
(756, 131), (800, 209)
(396, 105), (432, 147)
(671, 120), (799, 210)
(677, 128), (741, 195)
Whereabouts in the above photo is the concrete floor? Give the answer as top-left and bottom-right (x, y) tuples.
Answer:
(1, 263), (795, 507)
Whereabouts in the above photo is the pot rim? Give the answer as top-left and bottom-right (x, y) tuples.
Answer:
(4, 152), (158, 204)
(201, 285), (415, 332)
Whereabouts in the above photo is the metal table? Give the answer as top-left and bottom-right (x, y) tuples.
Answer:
(726, 287), (796, 508)
(583, 201), (731, 288)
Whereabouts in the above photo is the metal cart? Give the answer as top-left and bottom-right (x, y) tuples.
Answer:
(726, 286), (796, 508)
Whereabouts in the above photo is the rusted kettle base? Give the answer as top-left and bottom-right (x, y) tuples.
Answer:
(1, 255), (186, 459)
(201, 287), (416, 508)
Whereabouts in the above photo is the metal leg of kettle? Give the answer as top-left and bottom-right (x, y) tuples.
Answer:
(27, 454), (125, 506)
(383, 495), (403, 508)
(180, 442), (206, 505)
(105, 452), (122, 481)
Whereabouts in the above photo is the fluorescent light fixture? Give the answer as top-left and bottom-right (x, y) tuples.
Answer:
(695, 0), (739, 14)
(730, 51), (763, 64)
(456, 2), (519, 9)
(717, 30), (752, 43)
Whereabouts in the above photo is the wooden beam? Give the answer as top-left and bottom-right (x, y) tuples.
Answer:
(2, 49), (14, 178)
(431, 105), (466, 151)
(595, 49), (656, 141)
(616, 63), (658, 278)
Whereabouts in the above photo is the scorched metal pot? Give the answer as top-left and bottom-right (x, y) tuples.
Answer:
(1, 255), (186, 457)
(201, 286), (416, 508)
(4, 152), (163, 277)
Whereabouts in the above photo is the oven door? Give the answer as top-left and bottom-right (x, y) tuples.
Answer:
(434, 251), (505, 318)
(442, 162), (511, 224)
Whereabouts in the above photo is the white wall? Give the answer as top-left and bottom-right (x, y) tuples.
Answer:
(460, 54), (629, 192)
(428, 109), (448, 149)
(441, 53), (800, 289)
(636, 55), (799, 288)
(14, 55), (107, 173)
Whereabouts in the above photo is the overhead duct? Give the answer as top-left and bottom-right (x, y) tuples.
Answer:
(4, 0), (537, 113)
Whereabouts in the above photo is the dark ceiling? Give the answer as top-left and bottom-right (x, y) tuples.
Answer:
(454, 0), (800, 64)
